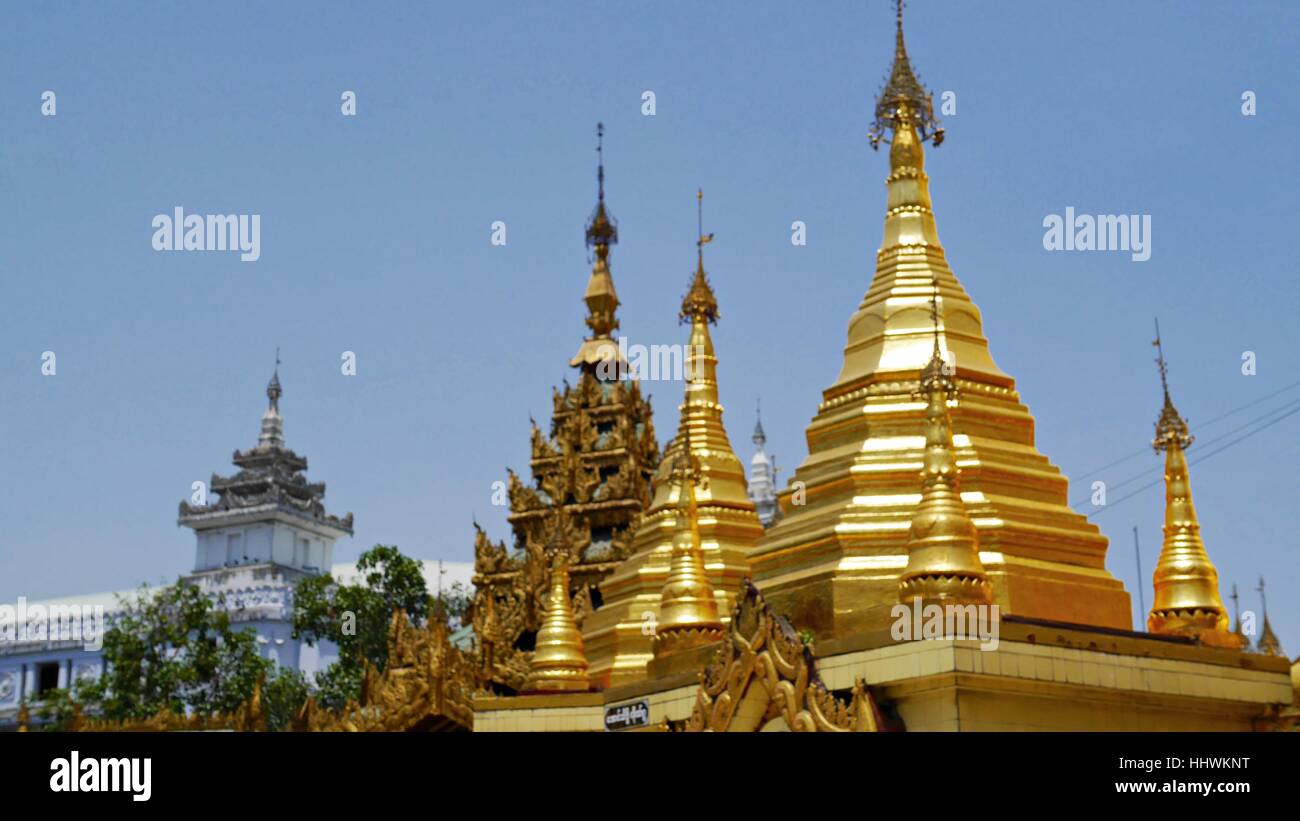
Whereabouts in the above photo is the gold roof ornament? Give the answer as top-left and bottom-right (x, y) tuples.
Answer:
(523, 522), (592, 693)
(572, 122), (624, 369)
(1145, 323), (1242, 648)
(297, 610), (475, 732)
(655, 422), (724, 654)
(868, 0), (943, 151)
(898, 280), (991, 606)
(686, 580), (881, 732)
(680, 189), (718, 323)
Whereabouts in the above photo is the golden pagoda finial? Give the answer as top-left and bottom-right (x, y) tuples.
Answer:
(655, 422), (724, 654)
(585, 122), (618, 252)
(1146, 323), (1240, 647)
(1150, 320), (1193, 451)
(898, 276), (991, 606)
(572, 122), (623, 370)
(1255, 576), (1285, 657)
(869, 0), (944, 150)
(681, 189), (719, 324)
(524, 523), (591, 692)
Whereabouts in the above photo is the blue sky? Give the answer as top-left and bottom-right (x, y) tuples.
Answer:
(1, 1), (1296, 646)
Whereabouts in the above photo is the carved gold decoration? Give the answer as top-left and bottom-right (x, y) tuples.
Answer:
(469, 128), (659, 693)
(302, 610), (474, 732)
(685, 580), (880, 732)
(69, 679), (266, 732)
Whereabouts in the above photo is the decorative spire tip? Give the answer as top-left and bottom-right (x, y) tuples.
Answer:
(869, 0), (944, 150)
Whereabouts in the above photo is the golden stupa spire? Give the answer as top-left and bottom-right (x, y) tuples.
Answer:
(836, 0), (1005, 387)
(571, 122), (623, 369)
(898, 278), (991, 606)
(1146, 323), (1240, 647)
(655, 409), (724, 654)
(523, 518), (591, 692)
(582, 189), (764, 686)
(681, 188), (720, 396)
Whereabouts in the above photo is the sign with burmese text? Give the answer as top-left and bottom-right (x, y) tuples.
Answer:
(604, 700), (649, 731)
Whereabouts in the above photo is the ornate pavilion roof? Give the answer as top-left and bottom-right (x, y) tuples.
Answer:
(178, 367), (353, 535)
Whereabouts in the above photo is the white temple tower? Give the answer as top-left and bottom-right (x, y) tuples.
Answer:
(746, 405), (781, 528)
(177, 362), (353, 670)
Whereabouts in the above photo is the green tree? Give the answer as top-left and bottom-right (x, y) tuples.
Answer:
(261, 665), (312, 732)
(31, 687), (80, 732)
(436, 580), (472, 629)
(292, 544), (430, 709)
(76, 581), (270, 722)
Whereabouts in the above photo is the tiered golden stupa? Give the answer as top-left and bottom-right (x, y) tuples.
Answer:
(748, 7), (1131, 636)
(583, 192), (764, 688)
(294, 4), (1294, 733)
(468, 124), (661, 694)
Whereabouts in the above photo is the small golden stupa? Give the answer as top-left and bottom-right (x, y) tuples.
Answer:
(897, 278), (992, 607)
(1145, 325), (1242, 649)
(523, 524), (591, 693)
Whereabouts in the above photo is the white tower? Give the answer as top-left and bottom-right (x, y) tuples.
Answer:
(177, 360), (353, 670)
(747, 403), (781, 528)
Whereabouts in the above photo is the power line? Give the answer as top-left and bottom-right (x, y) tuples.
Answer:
(1074, 379), (1300, 480)
(1072, 396), (1300, 509)
(1087, 401), (1300, 517)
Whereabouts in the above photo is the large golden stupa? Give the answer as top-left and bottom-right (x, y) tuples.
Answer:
(297, 5), (1294, 733)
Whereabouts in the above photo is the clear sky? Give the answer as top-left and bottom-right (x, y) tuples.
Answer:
(1, 1), (1296, 647)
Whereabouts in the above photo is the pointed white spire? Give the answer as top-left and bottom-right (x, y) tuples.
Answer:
(747, 400), (780, 527)
(258, 349), (284, 449)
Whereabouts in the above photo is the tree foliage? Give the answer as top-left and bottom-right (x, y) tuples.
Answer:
(76, 581), (269, 722)
(31, 545), (462, 728)
(292, 544), (431, 709)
